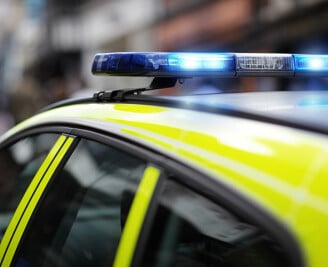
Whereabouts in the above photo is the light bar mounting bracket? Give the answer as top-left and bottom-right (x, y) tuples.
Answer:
(93, 77), (178, 102)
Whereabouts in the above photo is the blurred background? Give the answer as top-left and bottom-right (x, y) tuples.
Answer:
(0, 0), (328, 132)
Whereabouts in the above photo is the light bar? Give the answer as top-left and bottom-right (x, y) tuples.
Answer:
(92, 52), (328, 77)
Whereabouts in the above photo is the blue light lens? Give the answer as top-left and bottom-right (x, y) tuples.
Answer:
(294, 54), (328, 73)
(167, 53), (234, 71)
(92, 52), (235, 77)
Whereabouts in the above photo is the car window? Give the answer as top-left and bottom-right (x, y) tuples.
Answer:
(14, 138), (147, 267)
(140, 179), (289, 267)
(0, 133), (59, 243)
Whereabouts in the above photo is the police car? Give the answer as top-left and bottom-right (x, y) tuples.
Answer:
(0, 52), (327, 267)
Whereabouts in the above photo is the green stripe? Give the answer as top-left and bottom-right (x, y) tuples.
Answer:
(114, 165), (160, 267)
(1, 136), (74, 266)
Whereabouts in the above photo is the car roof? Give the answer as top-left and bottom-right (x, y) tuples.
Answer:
(161, 90), (328, 133)
(43, 90), (328, 135)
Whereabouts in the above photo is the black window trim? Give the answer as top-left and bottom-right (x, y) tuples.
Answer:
(1, 124), (306, 267)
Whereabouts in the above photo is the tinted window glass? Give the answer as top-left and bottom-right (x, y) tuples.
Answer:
(15, 139), (146, 267)
(141, 180), (289, 267)
(0, 134), (59, 242)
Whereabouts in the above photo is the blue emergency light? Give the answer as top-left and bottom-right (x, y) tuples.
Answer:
(92, 52), (328, 77)
(294, 54), (328, 73)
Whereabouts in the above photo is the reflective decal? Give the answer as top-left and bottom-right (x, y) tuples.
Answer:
(113, 165), (160, 267)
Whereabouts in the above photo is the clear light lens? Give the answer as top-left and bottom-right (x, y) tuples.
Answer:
(236, 54), (293, 73)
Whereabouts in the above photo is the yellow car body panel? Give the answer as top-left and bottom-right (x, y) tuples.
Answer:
(3, 102), (328, 267)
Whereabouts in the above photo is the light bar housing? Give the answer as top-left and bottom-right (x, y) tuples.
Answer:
(92, 52), (328, 77)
